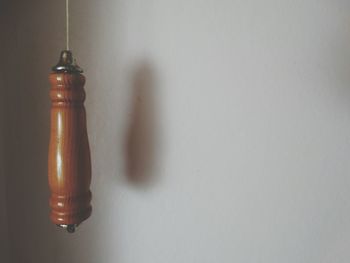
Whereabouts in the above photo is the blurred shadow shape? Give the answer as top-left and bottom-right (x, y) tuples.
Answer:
(124, 62), (158, 186)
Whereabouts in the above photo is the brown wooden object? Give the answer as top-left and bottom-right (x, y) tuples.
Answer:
(48, 50), (92, 233)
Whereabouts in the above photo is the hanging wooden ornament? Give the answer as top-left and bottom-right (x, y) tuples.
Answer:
(48, 0), (92, 233)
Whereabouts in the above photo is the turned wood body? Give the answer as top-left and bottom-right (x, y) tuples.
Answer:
(48, 72), (92, 225)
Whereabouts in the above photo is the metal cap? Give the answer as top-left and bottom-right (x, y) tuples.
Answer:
(52, 50), (83, 73)
(56, 224), (78, 233)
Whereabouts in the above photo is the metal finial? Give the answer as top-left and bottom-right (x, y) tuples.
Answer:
(56, 224), (77, 233)
(52, 50), (83, 73)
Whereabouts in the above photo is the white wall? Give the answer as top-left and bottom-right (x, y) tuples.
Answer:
(3, 0), (350, 262)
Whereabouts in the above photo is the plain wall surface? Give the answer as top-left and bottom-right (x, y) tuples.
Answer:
(2, 0), (350, 262)
(0, 2), (10, 262)
(0, 64), (10, 263)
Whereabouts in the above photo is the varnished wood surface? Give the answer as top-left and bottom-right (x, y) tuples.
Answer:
(48, 72), (92, 225)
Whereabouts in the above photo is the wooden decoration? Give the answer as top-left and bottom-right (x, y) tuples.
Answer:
(48, 50), (92, 233)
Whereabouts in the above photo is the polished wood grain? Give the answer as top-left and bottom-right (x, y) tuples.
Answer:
(48, 72), (92, 226)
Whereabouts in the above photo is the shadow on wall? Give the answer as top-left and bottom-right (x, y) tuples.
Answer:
(124, 62), (159, 187)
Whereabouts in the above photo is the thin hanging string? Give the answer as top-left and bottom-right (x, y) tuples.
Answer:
(66, 0), (70, 50)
